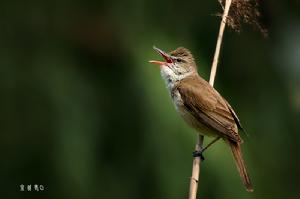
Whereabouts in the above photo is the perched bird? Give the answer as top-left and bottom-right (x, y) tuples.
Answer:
(149, 46), (253, 192)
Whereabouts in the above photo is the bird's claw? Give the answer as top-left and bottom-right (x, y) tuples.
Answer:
(192, 150), (205, 161)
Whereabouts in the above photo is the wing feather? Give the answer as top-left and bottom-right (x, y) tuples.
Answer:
(176, 76), (242, 143)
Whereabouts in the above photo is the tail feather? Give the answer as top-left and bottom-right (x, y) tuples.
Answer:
(228, 140), (253, 192)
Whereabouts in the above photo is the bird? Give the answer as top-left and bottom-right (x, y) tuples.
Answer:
(149, 46), (253, 192)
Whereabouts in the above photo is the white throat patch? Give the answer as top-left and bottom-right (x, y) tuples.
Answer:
(160, 65), (193, 90)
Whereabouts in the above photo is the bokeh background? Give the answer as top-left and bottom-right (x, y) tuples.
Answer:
(0, 0), (299, 198)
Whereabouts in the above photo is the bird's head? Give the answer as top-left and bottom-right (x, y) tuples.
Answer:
(149, 46), (197, 83)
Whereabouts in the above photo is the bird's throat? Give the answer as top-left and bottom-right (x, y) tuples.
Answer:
(160, 67), (195, 90)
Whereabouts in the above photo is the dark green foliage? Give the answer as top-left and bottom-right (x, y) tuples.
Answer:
(0, 0), (299, 199)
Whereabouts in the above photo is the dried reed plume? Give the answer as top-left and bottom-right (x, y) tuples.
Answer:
(218, 0), (268, 37)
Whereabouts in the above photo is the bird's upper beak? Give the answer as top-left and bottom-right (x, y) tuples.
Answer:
(149, 46), (173, 65)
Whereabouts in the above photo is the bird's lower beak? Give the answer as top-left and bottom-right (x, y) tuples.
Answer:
(149, 46), (173, 65)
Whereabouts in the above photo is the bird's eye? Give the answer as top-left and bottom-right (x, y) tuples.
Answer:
(176, 58), (182, 62)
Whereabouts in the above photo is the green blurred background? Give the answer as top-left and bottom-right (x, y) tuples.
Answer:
(0, 0), (299, 198)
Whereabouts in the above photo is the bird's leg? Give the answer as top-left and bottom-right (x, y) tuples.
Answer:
(201, 136), (221, 152)
(192, 137), (221, 160)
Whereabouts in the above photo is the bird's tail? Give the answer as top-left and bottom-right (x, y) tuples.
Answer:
(228, 140), (254, 192)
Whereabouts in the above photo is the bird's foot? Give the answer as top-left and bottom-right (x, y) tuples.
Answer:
(192, 150), (205, 161)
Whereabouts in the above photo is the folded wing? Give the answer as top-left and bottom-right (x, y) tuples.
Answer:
(176, 76), (242, 143)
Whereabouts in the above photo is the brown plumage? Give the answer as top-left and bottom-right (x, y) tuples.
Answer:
(175, 75), (253, 192)
(174, 75), (242, 142)
(150, 46), (253, 192)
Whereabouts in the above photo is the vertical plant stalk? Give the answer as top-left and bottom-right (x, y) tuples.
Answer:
(210, 0), (232, 86)
(188, 0), (232, 198)
(189, 136), (203, 199)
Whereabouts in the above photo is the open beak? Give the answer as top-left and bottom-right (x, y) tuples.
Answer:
(149, 46), (173, 65)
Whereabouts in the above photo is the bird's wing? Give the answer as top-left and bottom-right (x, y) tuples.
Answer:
(176, 76), (242, 143)
(223, 99), (245, 131)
